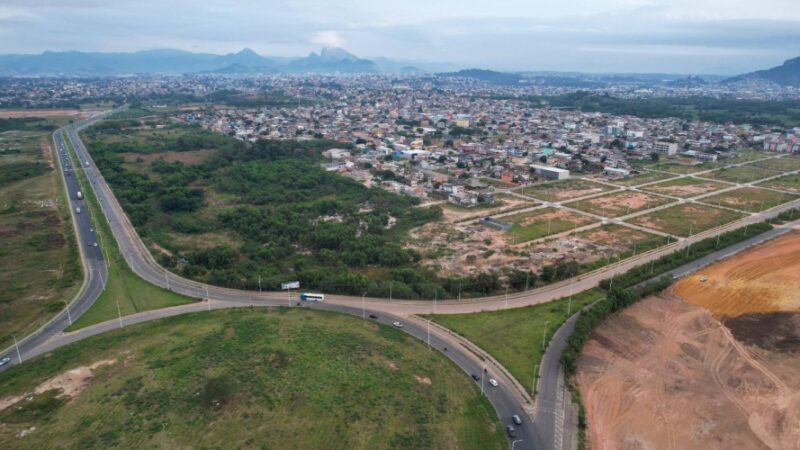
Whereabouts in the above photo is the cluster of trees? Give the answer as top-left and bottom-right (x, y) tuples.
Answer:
(0, 161), (50, 187)
(0, 117), (56, 132)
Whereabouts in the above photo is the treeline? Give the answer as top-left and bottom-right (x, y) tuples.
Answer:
(85, 123), (244, 154)
(501, 91), (800, 127)
(0, 161), (50, 187)
(0, 117), (57, 132)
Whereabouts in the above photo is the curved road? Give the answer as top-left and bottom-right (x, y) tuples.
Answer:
(3, 112), (800, 449)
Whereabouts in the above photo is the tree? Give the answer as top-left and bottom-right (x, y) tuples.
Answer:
(539, 155), (547, 163)
(650, 152), (660, 162)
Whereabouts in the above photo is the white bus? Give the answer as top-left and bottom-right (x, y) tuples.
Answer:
(299, 292), (325, 302)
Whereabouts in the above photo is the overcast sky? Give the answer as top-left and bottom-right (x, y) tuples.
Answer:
(1, 0), (799, 74)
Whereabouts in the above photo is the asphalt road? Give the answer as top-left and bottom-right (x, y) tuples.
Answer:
(3, 112), (800, 449)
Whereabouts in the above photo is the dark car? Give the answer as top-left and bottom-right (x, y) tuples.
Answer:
(368, 314), (378, 319)
(512, 414), (523, 426)
(471, 374), (480, 381)
(505, 425), (516, 438)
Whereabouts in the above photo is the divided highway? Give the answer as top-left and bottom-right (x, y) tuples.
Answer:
(3, 111), (800, 449)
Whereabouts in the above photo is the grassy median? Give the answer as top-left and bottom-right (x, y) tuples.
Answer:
(0, 307), (505, 449)
(61, 129), (196, 330)
(426, 288), (604, 395)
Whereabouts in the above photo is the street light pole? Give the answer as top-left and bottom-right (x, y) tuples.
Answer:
(13, 335), (22, 363)
(63, 300), (72, 325)
(531, 363), (539, 396)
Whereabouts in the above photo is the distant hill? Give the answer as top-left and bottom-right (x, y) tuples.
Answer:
(0, 47), (376, 76)
(437, 69), (522, 85)
(665, 75), (708, 88)
(726, 57), (800, 87)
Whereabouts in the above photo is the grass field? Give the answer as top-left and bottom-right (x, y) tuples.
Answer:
(0, 124), (82, 350)
(746, 156), (800, 172)
(701, 187), (798, 213)
(644, 162), (714, 174)
(505, 207), (595, 243)
(607, 170), (675, 186)
(642, 176), (729, 198)
(566, 190), (672, 218)
(426, 289), (604, 395)
(757, 173), (800, 193)
(520, 179), (613, 202)
(62, 131), (196, 330)
(627, 202), (745, 237)
(0, 308), (505, 449)
(706, 165), (781, 183)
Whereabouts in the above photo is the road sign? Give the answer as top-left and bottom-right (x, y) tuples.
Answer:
(281, 281), (300, 290)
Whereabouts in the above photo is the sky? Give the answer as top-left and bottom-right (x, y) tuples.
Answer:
(1, 0), (799, 74)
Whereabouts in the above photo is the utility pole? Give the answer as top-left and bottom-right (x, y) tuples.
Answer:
(481, 367), (485, 396)
(458, 282), (462, 301)
(258, 275), (262, 293)
(389, 282), (393, 301)
(13, 335), (22, 363)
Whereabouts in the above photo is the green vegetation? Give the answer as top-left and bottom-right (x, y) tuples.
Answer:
(568, 224), (669, 274)
(567, 191), (672, 217)
(83, 118), (516, 300)
(510, 91), (800, 127)
(61, 131), (195, 330)
(598, 221), (773, 290)
(0, 124), (82, 349)
(427, 289), (604, 393)
(641, 176), (728, 198)
(747, 156), (800, 172)
(707, 165), (780, 183)
(0, 117), (57, 133)
(640, 161), (714, 174)
(628, 203), (744, 236)
(506, 207), (594, 243)
(0, 308), (505, 449)
(521, 179), (612, 202)
(757, 173), (800, 193)
(702, 187), (798, 212)
(607, 170), (674, 186)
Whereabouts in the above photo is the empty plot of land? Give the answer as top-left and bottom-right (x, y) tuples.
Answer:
(0, 109), (91, 118)
(746, 156), (800, 172)
(642, 176), (728, 198)
(577, 295), (800, 450)
(628, 202), (744, 236)
(645, 162), (713, 174)
(701, 187), (798, 212)
(440, 195), (537, 223)
(606, 170), (674, 186)
(706, 165), (781, 184)
(567, 190), (672, 218)
(521, 179), (613, 202)
(757, 173), (800, 193)
(671, 230), (800, 317)
(505, 207), (595, 243)
(527, 224), (667, 272)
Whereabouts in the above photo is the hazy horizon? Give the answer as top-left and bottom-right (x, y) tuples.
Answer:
(2, 0), (799, 75)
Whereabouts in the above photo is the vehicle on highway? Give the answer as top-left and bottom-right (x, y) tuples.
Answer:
(512, 414), (523, 426)
(505, 425), (517, 438)
(93, 242), (98, 247)
(368, 314), (378, 319)
(392, 321), (403, 328)
(298, 292), (324, 302)
(75, 206), (81, 214)
(488, 378), (498, 387)
(0, 356), (10, 367)
(76, 191), (83, 200)
(471, 374), (481, 381)
(84, 161), (89, 167)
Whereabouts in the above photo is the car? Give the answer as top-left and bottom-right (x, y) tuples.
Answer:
(512, 414), (523, 426)
(471, 374), (481, 381)
(392, 321), (403, 328)
(92, 242), (98, 247)
(0, 356), (11, 367)
(368, 314), (378, 319)
(505, 425), (516, 438)
(488, 378), (498, 387)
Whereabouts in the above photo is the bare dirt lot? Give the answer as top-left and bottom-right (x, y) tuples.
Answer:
(577, 231), (800, 450)
(0, 109), (94, 119)
(568, 190), (672, 217)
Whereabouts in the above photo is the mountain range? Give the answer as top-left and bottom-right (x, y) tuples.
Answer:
(0, 48), (798, 87)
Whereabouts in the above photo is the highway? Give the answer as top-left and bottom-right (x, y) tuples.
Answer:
(2, 111), (800, 449)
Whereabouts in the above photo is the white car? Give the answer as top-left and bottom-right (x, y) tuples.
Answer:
(0, 356), (11, 367)
(392, 321), (404, 328)
(488, 378), (499, 387)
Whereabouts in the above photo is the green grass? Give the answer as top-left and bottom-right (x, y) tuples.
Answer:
(566, 190), (672, 218)
(747, 156), (800, 172)
(645, 161), (714, 174)
(520, 179), (613, 202)
(641, 176), (729, 198)
(0, 308), (505, 449)
(627, 202), (745, 237)
(426, 289), (604, 394)
(607, 170), (674, 186)
(701, 187), (798, 212)
(61, 130), (196, 330)
(0, 125), (82, 349)
(505, 207), (595, 242)
(757, 173), (800, 193)
(706, 165), (781, 183)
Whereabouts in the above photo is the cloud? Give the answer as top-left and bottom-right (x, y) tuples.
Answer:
(310, 30), (345, 48)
